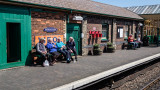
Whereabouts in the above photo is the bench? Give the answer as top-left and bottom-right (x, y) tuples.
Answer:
(31, 47), (43, 65)
(122, 42), (135, 50)
(31, 46), (68, 65)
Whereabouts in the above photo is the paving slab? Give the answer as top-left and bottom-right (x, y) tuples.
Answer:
(0, 46), (160, 90)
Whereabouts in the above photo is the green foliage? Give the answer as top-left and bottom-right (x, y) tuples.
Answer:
(93, 44), (102, 55)
(107, 42), (113, 46)
(93, 44), (100, 49)
(107, 42), (115, 53)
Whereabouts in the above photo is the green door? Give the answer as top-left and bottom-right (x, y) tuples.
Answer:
(0, 5), (31, 69)
(67, 23), (81, 55)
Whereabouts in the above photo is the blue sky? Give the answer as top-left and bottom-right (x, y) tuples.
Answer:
(93, 0), (160, 7)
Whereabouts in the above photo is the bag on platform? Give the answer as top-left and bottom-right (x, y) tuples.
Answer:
(43, 60), (49, 67)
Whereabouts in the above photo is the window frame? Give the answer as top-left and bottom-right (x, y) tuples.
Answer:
(117, 27), (124, 39)
(101, 24), (109, 41)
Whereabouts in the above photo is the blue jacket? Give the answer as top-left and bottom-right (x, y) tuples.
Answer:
(46, 42), (58, 53)
(56, 42), (65, 51)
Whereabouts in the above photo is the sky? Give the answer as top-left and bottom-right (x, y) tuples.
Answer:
(93, 0), (160, 7)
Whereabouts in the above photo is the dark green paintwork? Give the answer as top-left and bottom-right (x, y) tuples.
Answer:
(67, 23), (81, 55)
(147, 35), (160, 44)
(0, 4), (31, 69)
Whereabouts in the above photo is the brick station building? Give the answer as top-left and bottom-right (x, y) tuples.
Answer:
(0, 0), (143, 69)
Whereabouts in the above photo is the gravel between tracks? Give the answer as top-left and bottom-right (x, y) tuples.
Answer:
(83, 60), (160, 90)
(113, 60), (160, 90)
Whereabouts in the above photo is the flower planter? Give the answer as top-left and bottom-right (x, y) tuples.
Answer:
(107, 47), (115, 53)
(93, 44), (102, 55)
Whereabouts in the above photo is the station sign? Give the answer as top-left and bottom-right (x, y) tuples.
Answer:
(44, 27), (57, 33)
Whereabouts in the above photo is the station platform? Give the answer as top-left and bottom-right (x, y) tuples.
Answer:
(0, 46), (160, 90)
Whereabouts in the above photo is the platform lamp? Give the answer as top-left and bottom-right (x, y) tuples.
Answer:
(138, 22), (143, 41)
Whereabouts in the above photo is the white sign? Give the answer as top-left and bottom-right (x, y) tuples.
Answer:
(73, 16), (83, 20)
(81, 33), (84, 38)
(120, 28), (123, 38)
(93, 27), (96, 30)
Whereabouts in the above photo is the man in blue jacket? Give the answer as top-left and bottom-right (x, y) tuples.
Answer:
(46, 38), (60, 65)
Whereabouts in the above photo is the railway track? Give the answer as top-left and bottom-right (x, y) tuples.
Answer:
(82, 58), (160, 90)
(141, 76), (160, 90)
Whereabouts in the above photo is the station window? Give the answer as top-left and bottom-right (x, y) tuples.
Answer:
(102, 24), (109, 40)
(117, 27), (123, 38)
(125, 26), (128, 38)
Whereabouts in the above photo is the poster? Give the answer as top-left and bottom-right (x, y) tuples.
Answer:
(34, 35), (64, 45)
(120, 28), (123, 38)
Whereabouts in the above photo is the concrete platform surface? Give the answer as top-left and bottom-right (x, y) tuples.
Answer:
(0, 46), (160, 90)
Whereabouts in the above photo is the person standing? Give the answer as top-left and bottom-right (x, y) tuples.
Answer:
(66, 37), (77, 61)
(56, 38), (71, 63)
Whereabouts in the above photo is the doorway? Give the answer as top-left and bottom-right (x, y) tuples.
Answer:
(7, 23), (21, 63)
(67, 23), (82, 55)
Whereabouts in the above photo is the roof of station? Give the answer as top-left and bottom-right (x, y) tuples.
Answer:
(6, 0), (143, 20)
(126, 4), (160, 15)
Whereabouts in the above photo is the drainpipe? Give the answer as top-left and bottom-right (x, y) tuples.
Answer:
(111, 19), (113, 43)
(67, 10), (72, 24)
(157, 27), (159, 47)
(128, 25), (130, 37)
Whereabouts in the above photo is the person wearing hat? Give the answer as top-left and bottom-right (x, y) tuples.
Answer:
(56, 38), (71, 63)
(36, 38), (48, 65)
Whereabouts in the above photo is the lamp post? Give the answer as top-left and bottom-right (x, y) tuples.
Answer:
(138, 23), (143, 41)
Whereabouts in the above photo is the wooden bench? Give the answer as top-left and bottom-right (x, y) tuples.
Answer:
(31, 47), (43, 65)
(122, 42), (135, 50)
(31, 46), (67, 65)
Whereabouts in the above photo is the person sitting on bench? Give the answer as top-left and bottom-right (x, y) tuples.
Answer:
(46, 38), (60, 65)
(56, 38), (71, 63)
(66, 37), (78, 61)
(36, 38), (48, 65)
(128, 34), (138, 49)
(135, 35), (142, 48)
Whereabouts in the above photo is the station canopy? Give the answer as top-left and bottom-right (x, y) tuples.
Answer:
(126, 4), (160, 15)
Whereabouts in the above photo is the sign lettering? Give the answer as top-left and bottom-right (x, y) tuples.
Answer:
(44, 27), (57, 33)
(35, 35), (64, 45)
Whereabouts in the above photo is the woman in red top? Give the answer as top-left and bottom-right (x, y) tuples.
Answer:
(128, 34), (138, 48)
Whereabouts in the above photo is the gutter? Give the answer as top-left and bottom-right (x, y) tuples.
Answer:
(4, 0), (144, 21)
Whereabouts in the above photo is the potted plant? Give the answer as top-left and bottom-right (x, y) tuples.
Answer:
(93, 44), (102, 55)
(107, 42), (113, 47)
(107, 42), (115, 53)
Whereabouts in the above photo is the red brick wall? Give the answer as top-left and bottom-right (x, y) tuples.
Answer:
(87, 23), (102, 45)
(87, 16), (109, 45)
(31, 11), (65, 46)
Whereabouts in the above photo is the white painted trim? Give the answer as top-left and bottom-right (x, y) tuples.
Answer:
(51, 53), (160, 90)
